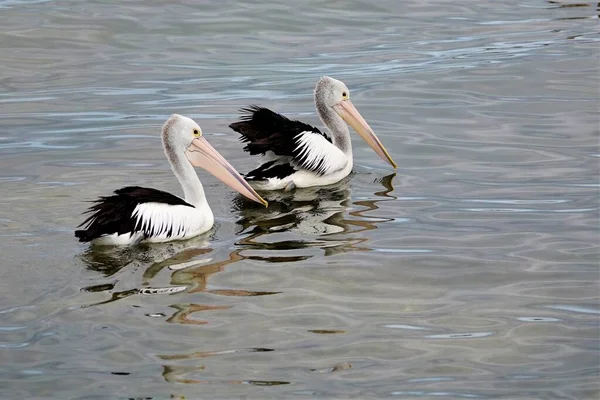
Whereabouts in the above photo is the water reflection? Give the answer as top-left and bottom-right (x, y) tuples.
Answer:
(77, 173), (398, 384)
(233, 172), (397, 259)
(547, 0), (600, 20)
(547, 0), (593, 8)
(159, 348), (287, 385)
(78, 172), (397, 309)
(162, 363), (289, 386)
(166, 303), (231, 326)
(159, 347), (275, 361)
(79, 234), (216, 307)
(80, 234), (214, 277)
(78, 230), (281, 313)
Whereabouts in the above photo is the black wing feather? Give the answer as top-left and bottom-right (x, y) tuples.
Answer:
(74, 186), (194, 243)
(229, 106), (331, 156)
(244, 160), (298, 181)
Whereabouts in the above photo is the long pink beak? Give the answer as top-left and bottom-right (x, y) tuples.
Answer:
(185, 136), (268, 207)
(334, 100), (397, 169)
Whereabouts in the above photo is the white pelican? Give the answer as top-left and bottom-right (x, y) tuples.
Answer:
(229, 76), (397, 190)
(75, 114), (267, 246)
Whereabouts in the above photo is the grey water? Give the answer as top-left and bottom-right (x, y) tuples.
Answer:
(1, 0), (599, 399)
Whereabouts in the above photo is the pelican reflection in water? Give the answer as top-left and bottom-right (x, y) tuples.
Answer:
(79, 172), (397, 303)
(78, 172), (397, 385)
(232, 173), (398, 259)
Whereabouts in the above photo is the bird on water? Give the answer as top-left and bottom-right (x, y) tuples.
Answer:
(229, 76), (397, 191)
(75, 114), (267, 246)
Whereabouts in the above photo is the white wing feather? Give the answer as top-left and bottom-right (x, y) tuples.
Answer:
(294, 131), (348, 175)
(132, 203), (211, 240)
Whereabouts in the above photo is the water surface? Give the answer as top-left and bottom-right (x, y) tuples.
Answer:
(0, 0), (599, 398)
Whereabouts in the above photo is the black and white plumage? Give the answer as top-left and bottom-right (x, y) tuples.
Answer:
(75, 186), (196, 245)
(75, 114), (267, 246)
(229, 76), (397, 190)
(234, 106), (347, 179)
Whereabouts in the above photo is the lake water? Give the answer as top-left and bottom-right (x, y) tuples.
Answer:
(0, 0), (598, 399)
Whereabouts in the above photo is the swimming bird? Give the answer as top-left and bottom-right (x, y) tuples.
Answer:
(229, 76), (397, 190)
(75, 114), (267, 246)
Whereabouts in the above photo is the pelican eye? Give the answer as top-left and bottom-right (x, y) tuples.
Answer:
(342, 91), (348, 99)
(193, 129), (201, 137)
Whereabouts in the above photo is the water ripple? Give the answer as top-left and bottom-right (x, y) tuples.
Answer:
(0, 0), (597, 398)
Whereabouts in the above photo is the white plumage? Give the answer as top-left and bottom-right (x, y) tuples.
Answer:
(294, 131), (348, 176)
(75, 114), (266, 246)
(132, 202), (214, 243)
(249, 160), (354, 191)
(230, 76), (396, 190)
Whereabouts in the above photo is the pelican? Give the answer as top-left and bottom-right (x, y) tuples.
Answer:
(75, 114), (267, 246)
(229, 76), (397, 190)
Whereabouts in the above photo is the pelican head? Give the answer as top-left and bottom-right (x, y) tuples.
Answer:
(162, 114), (267, 206)
(315, 76), (397, 168)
